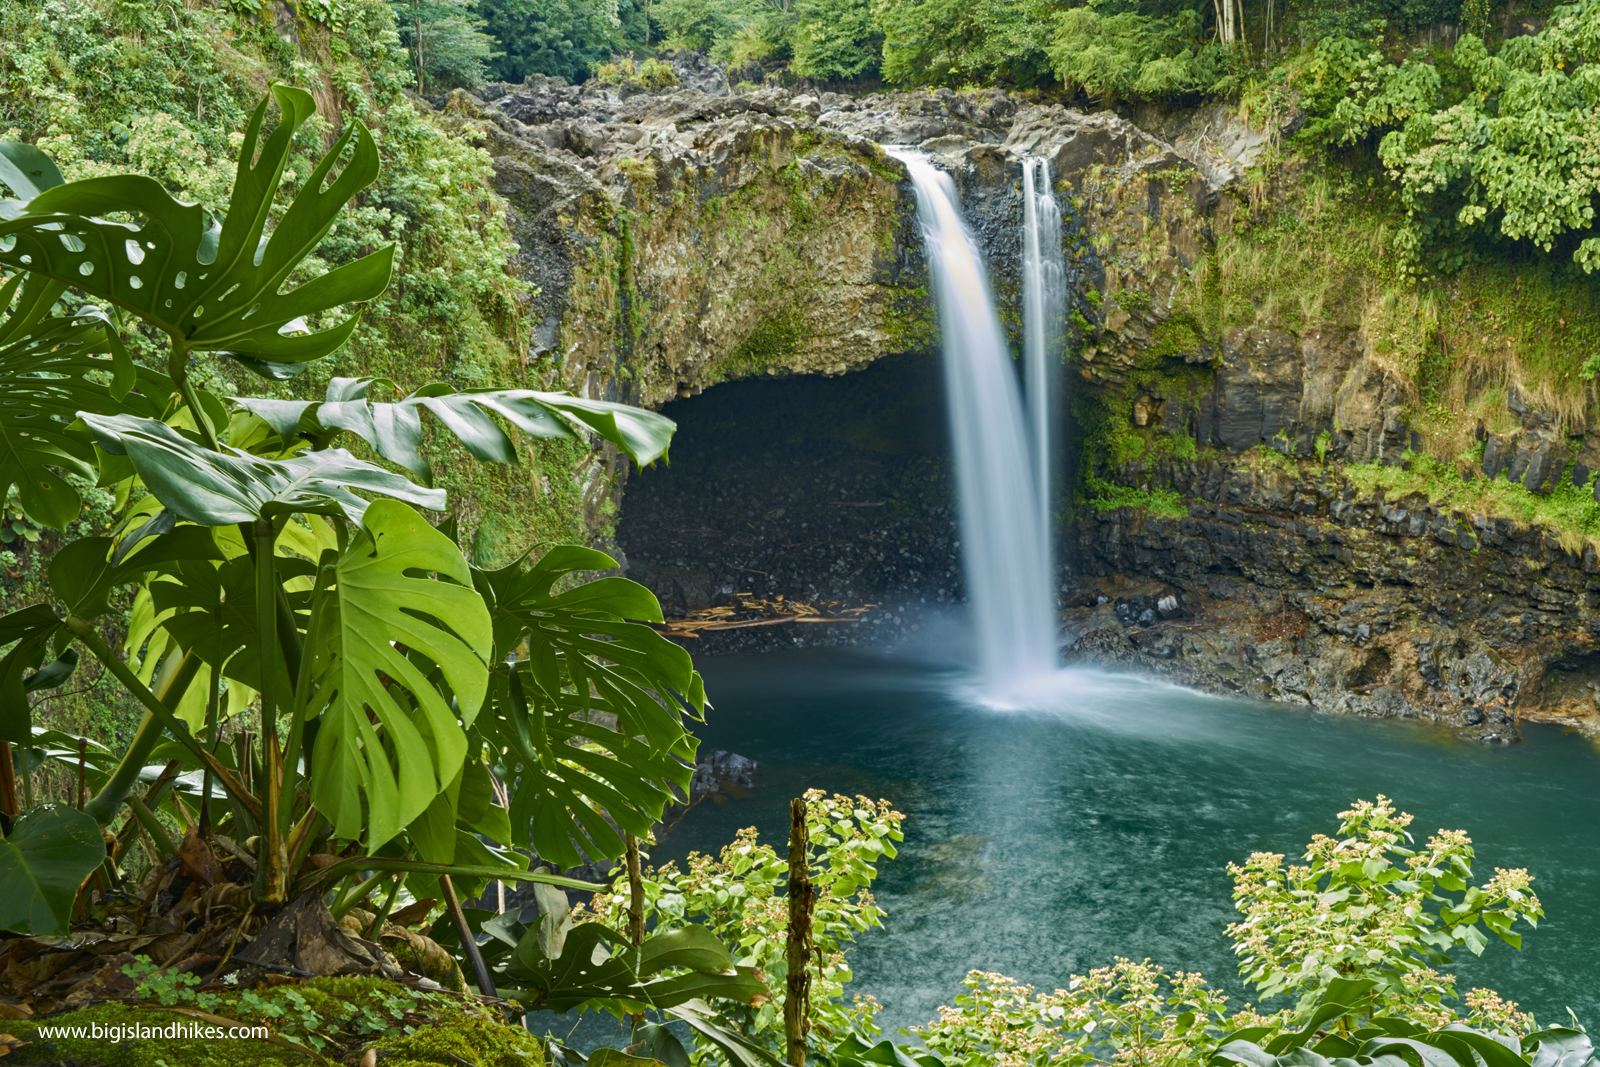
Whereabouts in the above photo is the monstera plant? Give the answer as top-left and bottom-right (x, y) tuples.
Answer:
(0, 83), (712, 998)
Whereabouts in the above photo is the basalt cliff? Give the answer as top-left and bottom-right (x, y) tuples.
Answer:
(445, 55), (1600, 743)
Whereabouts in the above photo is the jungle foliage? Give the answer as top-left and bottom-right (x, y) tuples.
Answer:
(553, 796), (1558, 1067)
(0, 82), (701, 985)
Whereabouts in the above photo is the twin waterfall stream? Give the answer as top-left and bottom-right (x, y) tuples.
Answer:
(891, 150), (1067, 703)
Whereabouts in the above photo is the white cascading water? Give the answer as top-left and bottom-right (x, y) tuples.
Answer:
(1021, 157), (1065, 598)
(890, 149), (1058, 701)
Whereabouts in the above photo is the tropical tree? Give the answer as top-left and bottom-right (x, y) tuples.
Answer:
(0, 84), (713, 994)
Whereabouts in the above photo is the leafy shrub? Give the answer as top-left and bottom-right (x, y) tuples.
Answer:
(479, 0), (641, 83)
(791, 0), (883, 81)
(391, 0), (497, 89)
(593, 52), (682, 86)
(875, 0), (1056, 87)
(1047, 8), (1241, 102)
(1228, 796), (1542, 1020)
(915, 964), (1231, 1067)
(576, 791), (905, 1053)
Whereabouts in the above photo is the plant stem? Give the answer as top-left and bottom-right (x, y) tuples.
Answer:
(366, 874), (404, 941)
(112, 760), (181, 867)
(280, 553), (335, 839)
(201, 610), (223, 835)
(128, 794), (177, 858)
(254, 517), (287, 905)
(331, 870), (387, 919)
(84, 652), (200, 825)
(172, 352), (221, 453)
(785, 796), (813, 1067)
(18, 742), (31, 809)
(67, 616), (259, 824)
(292, 857), (596, 899)
(0, 741), (18, 833)
(441, 873), (497, 998)
(283, 812), (322, 893)
(626, 832), (645, 946)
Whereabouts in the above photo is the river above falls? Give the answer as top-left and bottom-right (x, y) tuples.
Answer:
(658, 647), (1600, 1035)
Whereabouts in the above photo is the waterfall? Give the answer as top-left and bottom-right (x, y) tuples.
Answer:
(891, 149), (1057, 700)
(1022, 157), (1065, 601)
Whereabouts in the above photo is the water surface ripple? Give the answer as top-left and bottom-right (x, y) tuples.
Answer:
(663, 649), (1600, 1034)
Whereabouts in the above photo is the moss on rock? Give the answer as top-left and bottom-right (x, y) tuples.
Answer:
(4, 978), (538, 1067)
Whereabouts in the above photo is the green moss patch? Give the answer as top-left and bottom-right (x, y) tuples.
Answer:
(4, 978), (537, 1067)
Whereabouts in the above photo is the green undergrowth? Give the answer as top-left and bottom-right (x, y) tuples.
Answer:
(1344, 450), (1600, 551)
(4, 975), (536, 1067)
(1083, 476), (1189, 519)
(1195, 164), (1600, 460)
(1, 0), (616, 739)
(0, 0), (606, 556)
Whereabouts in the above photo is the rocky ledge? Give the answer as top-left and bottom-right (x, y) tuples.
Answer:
(1065, 450), (1600, 743)
(447, 54), (1600, 744)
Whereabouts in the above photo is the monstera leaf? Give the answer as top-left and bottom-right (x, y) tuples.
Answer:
(234, 376), (678, 477)
(307, 500), (492, 849)
(472, 545), (702, 868)
(0, 805), (107, 934)
(79, 413), (445, 524)
(0, 271), (166, 528)
(0, 85), (392, 375)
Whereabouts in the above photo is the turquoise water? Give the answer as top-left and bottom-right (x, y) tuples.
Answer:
(660, 648), (1600, 1035)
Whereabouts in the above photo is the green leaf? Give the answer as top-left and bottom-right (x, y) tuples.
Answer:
(48, 527), (225, 622)
(1526, 1029), (1595, 1067)
(0, 142), (66, 200)
(232, 377), (679, 476)
(505, 923), (765, 1014)
(665, 1002), (785, 1067)
(1357, 1036), (1478, 1067)
(0, 804), (106, 934)
(79, 413), (445, 524)
(0, 87), (392, 372)
(0, 606), (65, 743)
(150, 556), (279, 694)
(0, 271), (158, 529)
(637, 925), (739, 978)
(833, 1037), (944, 1067)
(631, 1021), (691, 1067)
(455, 756), (512, 846)
(471, 544), (702, 868)
(307, 500), (491, 849)
(292, 855), (596, 899)
(1441, 1028), (1537, 1067)
(587, 1051), (670, 1067)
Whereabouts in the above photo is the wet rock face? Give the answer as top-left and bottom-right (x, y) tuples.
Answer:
(463, 58), (1600, 739)
(1064, 453), (1600, 740)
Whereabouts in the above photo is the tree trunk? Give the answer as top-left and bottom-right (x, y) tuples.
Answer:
(626, 833), (646, 946)
(784, 798), (813, 1067)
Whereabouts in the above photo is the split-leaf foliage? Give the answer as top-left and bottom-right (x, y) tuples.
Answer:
(0, 86), (732, 1034)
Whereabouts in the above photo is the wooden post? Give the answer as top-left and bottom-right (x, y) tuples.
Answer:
(784, 797), (813, 1067)
(626, 833), (646, 946)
